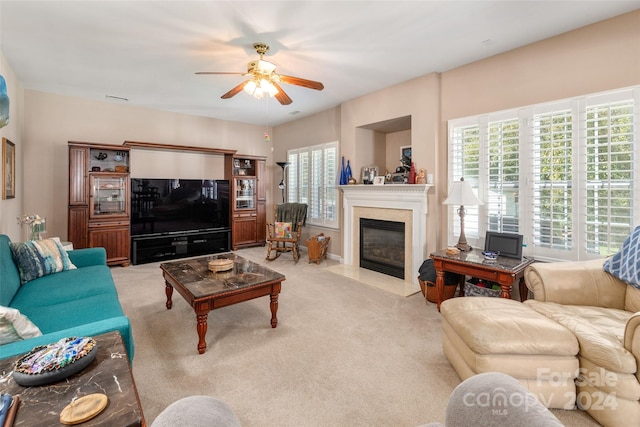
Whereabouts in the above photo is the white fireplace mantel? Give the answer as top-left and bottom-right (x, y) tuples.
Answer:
(340, 184), (432, 285)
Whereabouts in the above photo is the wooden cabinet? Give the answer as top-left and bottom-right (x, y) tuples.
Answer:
(227, 155), (267, 250)
(68, 142), (131, 266)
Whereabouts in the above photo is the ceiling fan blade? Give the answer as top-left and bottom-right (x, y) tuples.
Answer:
(272, 82), (292, 105)
(278, 75), (324, 91)
(221, 81), (248, 99)
(195, 71), (245, 75)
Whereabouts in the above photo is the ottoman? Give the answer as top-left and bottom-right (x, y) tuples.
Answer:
(441, 297), (580, 409)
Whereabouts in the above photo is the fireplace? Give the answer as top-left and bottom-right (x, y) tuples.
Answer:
(340, 184), (432, 287)
(360, 218), (405, 279)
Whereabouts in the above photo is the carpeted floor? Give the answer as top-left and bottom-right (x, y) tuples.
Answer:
(111, 246), (600, 426)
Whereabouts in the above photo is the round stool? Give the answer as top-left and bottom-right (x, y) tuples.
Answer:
(151, 396), (241, 427)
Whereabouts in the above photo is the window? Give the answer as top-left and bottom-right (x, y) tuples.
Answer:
(287, 141), (338, 228)
(449, 87), (639, 261)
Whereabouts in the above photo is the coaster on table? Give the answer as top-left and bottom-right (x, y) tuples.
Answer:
(60, 393), (108, 425)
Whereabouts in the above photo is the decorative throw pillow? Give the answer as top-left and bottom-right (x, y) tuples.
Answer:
(274, 222), (293, 239)
(603, 225), (640, 288)
(10, 237), (77, 284)
(0, 305), (42, 345)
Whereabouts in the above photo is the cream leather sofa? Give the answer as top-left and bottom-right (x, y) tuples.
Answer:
(524, 258), (640, 427)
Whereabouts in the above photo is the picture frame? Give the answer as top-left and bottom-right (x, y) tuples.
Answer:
(373, 176), (385, 186)
(2, 137), (15, 199)
(361, 166), (378, 185)
(400, 145), (412, 161)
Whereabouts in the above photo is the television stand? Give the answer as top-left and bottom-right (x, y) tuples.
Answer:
(131, 229), (231, 265)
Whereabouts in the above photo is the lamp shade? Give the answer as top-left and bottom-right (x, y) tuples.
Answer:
(443, 178), (483, 206)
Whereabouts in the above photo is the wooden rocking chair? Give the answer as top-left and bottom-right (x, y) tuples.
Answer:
(266, 203), (308, 262)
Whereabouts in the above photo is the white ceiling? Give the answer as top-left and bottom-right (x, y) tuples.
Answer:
(1, 1), (638, 126)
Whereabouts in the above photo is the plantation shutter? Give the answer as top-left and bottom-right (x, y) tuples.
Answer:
(531, 107), (573, 252)
(287, 151), (298, 203)
(584, 96), (635, 255)
(450, 123), (481, 239)
(324, 143), (338, 224)
(487, 118), (520, 234)
(298, 150), (309, 206)
(310, 145), (323, 220)
(286, 141), (339, 228)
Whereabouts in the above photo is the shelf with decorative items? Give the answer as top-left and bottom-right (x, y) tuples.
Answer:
(225, 155), (267, 250)
(88, 148), (129, 173)
(68, 142), (131, 266)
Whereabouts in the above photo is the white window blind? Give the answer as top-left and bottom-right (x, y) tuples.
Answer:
(448, 87), (639, 262)
(531, 108), (573, 252)
(584, 98), (635, 255)
(450, 123), (481, 238)
(487, 118), (520, 234)
(287, 141), (338, 228)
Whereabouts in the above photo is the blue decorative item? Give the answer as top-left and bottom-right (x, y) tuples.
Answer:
(603, 225), (640, 289)
(0, 75), (9, 129)
(340, 156), (347, 185)
(346, 160), (352, 182)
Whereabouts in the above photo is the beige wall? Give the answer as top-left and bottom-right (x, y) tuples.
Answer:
(21, 90), (271, 240)
(0, 52), (23, 241)
(437, 10), (640, 245)
(339, 73), (441, 258)
(385, 130), (411, 173)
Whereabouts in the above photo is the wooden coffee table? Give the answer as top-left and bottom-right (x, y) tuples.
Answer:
(160, 253), (286, 354)
(0, 331), (145, 427)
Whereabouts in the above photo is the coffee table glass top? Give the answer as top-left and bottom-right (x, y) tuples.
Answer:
(161, 253), (285, 298)
(430, 249), (534, 271)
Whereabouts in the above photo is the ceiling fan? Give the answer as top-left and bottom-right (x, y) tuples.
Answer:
(196, 42), (324, 105)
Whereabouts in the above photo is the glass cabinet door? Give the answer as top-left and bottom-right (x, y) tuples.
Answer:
(90, 174), (129, 218)
(235, 178), (255, 210)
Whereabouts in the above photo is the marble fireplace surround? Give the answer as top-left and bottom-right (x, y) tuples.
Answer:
(341, 184), (432, 286)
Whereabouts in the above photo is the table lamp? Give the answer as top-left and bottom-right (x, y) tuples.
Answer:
(443, 177), (483, 251)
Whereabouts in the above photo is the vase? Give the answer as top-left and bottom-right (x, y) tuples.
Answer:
(340, 156), (347, 185)
(409, 162), (416, 184)
(346, 160), (352, 182)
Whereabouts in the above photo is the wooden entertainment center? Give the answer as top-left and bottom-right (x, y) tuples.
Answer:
(68, 141), (267, 265)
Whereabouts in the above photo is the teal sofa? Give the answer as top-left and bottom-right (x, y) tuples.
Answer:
(0, 235), (134, 361)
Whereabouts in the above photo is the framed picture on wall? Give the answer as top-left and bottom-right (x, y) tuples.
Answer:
(401, 145), (412, 161)
(2, 137), (15, 199)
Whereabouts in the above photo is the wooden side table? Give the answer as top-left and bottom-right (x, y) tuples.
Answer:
(430, 250), (535, 311)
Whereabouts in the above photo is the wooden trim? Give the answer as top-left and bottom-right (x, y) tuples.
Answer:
(234, 154), (267, 160)
(123, 140), (237, 155)
(68, 141), (131, 152)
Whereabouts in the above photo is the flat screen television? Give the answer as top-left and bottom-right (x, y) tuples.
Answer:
(130, 178), (230, 236)
(484, 231), (523, 259)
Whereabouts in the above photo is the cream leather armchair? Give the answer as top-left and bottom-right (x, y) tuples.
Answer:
(524, 258), (640, 427)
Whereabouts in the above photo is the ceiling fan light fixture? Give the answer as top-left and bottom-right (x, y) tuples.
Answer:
(260, 79), (279, 97)
(243, 78), (278, 99)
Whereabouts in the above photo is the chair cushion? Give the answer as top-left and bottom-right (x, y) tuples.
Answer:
(10, 238), (77, 284)
(274, 222), (292, 238)
(0, 305), (42, 345)
(603, 225), (640, 288)
(441, 297), (579, 356)
(525, 300), (636, 374)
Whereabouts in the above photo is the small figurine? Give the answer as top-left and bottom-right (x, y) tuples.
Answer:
(416, 168), (426, 184)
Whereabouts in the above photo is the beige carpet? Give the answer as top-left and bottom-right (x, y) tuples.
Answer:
(111, 247), (600, 426)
